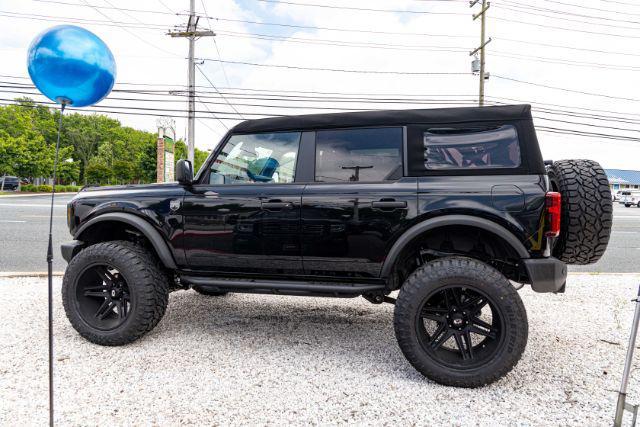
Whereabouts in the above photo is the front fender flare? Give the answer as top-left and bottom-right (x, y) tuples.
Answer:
(380, 214), (530, 278)
(74, 212), (177, 269)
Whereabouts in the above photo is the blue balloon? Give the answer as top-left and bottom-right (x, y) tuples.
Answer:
(27, 25), (116, 108)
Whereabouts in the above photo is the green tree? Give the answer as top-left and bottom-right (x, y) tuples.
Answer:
(85, 159), (112, 184)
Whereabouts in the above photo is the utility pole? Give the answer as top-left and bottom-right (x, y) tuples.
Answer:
(470, 0), (491, 107)
(168, 0), (215, 163)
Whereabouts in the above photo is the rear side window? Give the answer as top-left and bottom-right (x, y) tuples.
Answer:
(315, 127), (403, 182)
(424, 125), (520, 170)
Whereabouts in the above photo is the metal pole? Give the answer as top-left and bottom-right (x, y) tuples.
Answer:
(614, 285), (640, 427)
(187, 0), (196, 164)
(48, 102), (66, 427)
(478, 0), (486, 107)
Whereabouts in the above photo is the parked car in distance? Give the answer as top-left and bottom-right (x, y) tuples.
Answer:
(0, 175), (20, 191)
(621, 190), (640, 207)
(60, 104), (612, 388)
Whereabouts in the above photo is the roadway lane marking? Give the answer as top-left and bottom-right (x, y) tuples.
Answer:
(0, 220), (26, 223)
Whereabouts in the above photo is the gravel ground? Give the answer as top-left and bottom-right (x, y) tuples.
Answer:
(2, 274), (640, 426)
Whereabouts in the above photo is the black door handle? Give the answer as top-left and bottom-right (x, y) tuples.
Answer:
(261, 201), (293, 210)
(371, 200), (407, 210)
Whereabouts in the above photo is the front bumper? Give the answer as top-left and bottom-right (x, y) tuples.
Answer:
(61, 240), (84, 263)
(522, 257), (567, 293)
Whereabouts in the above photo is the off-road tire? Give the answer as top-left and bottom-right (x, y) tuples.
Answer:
(192, 286), (228, 297)
(62, 240), (170, 346)
(548, 159), (612, 264)
(394, 257), (528, 388)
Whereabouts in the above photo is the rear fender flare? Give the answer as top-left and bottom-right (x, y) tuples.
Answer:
(380, 215), (529, 278)
(74, 212), (177, 269)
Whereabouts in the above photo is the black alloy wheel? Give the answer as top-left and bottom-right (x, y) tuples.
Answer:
(394, 256), (528, 387)
(74, 264), (132, 331)
(62, 241), (170, 346)
(418, 286), (503, 369)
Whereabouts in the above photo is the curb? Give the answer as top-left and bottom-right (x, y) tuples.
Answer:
(0, 192), (77, 198)
(0, 272), (65, 278)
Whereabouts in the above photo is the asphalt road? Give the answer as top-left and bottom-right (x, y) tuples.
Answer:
(0, 193), (73, 272)
(0, 193), (638, 273)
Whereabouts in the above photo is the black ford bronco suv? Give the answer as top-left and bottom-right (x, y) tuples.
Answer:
(61, 105), (612, 387)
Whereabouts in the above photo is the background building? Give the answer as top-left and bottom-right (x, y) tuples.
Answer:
(605, 169), (640, 192)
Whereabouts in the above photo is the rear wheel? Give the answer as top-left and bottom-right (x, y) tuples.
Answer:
(62, 241), (170, 346)
(548, 159), (612, 264)
(394, 257), (528, 387)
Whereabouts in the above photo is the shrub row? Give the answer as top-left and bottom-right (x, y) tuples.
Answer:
(20, 184), (81, 193)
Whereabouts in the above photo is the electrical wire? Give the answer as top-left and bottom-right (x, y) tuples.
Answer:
(492, 75), (640, 102)
(195, 64), (244, 119)
(198, 58), (470, 75)
(250, 0), (468, 15)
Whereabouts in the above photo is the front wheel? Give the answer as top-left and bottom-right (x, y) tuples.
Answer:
(62, 241), (170, 346)
(394, 257), (528, 387)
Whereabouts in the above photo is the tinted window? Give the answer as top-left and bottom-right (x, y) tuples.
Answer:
(210, 132), (300, 184)
(424, 125), (520, 170)
(315, 128), (403, 182)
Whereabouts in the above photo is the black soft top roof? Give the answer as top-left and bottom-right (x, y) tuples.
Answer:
(231, 104), (532, 134)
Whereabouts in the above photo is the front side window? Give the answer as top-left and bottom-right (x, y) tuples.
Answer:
(424, 125), (521, 170)
(315, 127), (403, 182)
(209, 132), (301, 184)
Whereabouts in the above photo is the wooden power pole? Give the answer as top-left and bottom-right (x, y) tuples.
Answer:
(470, 0), (491, 107)
(168, 0), (214, 163)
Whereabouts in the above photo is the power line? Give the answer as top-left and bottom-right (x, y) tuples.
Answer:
(491, 51), (640, 72)
(214, 29), (468, 52)
(495, 37), (640, 58)
(250, 0), (468, 15)
(492, 75), (640, 102)
(198, 58), (470, 75)
(80, 0), (178, 56)
(498, 0), (640, 26)
(203, 16), (474, 38)
(0, 10), (166, 29)
(195, 65), (244, 119)
(199, 0), (231, 88)
(534, 0), (640, 17)
(32, 0), (176, 16)
(491, 15), (640, 39)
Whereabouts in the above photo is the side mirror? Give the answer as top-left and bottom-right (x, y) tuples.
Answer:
(176, 159), (193, 185)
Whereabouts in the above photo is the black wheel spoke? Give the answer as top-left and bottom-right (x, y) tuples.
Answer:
(116, 301), (126, 319)
(471, 316), (493, 330)
(95, 266), (115, 286)
(430, 325), (453, 350)
(453, 332), (473, 360)
(84, 290), (107, 298)
(462, 295), (487, 311)
(96, 301), (115, 320)
(421, 306), (447, 322)
(469, 325), (497, 340)
(463, 330), (474, 359)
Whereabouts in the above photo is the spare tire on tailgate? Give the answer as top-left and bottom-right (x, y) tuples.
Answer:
(548, 159), (612, 264)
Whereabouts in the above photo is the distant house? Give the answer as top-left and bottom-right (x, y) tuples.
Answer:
(605, 169), (640, 191)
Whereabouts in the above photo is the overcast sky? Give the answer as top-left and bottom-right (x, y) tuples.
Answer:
(0, 0), (639, 169)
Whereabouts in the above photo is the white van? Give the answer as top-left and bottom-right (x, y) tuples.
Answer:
(621, 190), (640, 207)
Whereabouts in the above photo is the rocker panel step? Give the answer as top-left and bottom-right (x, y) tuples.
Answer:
(180, 276), (385, 297)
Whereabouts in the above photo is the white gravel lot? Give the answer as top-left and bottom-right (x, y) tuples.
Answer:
(2, 274), (640, 426)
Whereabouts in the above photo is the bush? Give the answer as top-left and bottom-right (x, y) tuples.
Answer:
(64, 185), (80, 193)
(37, 184), (52, 192)
(20, 184), (36, 192)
